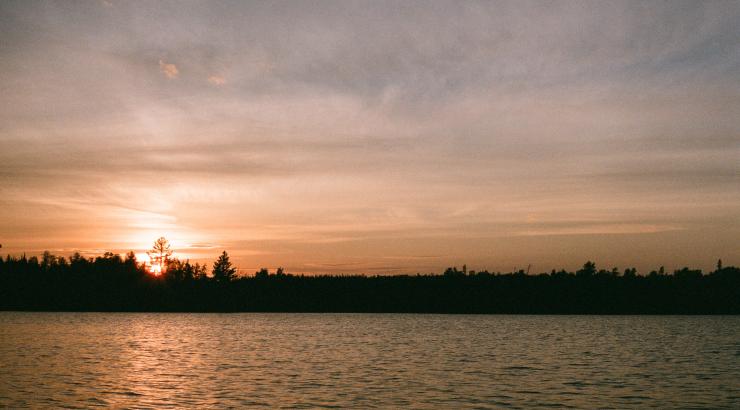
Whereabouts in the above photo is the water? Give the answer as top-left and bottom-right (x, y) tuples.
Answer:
(1, 313), (738, 408)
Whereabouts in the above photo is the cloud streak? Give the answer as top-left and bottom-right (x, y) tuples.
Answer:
(207, 75), (225, 85)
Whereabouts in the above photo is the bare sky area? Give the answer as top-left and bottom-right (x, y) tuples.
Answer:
(0, 0), (738, 274)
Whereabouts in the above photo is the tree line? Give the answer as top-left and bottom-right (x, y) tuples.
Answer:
(0, 245), (737, 313)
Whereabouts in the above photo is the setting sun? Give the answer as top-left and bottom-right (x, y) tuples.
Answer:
(149, 262), (163, 276)
(142, 237), (174, 277)
(135, 251), (164, 276)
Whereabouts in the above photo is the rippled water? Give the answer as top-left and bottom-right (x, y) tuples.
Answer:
(1, 313), (739, 408)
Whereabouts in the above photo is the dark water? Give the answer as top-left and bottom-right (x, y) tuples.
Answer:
(0, 313), (738, 408)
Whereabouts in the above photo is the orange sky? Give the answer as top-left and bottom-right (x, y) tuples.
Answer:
(0, 1), (738, 274)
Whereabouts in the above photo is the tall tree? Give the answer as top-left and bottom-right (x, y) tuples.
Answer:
(212, 251), (236, 282)
(147, 237), (173, 274)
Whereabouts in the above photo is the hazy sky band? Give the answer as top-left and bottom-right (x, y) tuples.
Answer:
(0, 0), (738, 273)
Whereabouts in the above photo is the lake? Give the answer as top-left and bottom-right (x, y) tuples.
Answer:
(1, 313), (738, 408)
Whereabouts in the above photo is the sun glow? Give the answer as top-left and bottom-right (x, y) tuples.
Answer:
(135, 252), (163, 276)
(149, 261), (163, 276)
(146, 237), (172, 277)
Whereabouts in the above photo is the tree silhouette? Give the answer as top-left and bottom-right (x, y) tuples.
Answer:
(577, 261), (596, 276)
(212, 251), (236, 282)
(147, 237), (173, 274)
(166, 259), (208, 282)
(124, 251), (137, 267)
(255, 268), (269, 278)
(1, 251), (739, 313)
(623, 267), (637, 278)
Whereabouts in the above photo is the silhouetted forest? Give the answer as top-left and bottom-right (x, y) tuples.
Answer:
(1, 251), (738, 313)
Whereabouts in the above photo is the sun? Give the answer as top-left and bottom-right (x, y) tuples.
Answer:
(149, 262), (163, 276)
(135, 236), (175, 276)
(135, 252), (163, 276)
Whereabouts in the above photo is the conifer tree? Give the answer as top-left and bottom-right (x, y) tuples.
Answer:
(212, 251), (236, 282)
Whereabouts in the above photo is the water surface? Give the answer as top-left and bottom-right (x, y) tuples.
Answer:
(1, 313), (738, 408)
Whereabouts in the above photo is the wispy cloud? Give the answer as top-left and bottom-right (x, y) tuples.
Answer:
(514, 224), (685, 237)
(158, 60), (178, 79)
(187, 242), (220, 249)
(207, 75), (226, 86)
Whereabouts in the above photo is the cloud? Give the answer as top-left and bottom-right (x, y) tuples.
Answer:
(158, 60), (178, 79)
(207, 75), (226, 86)
(187, 242), (220, 249)
(514, 224), (685, 237)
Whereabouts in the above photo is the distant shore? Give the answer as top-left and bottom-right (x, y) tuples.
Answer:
(2, 252), (738, 314)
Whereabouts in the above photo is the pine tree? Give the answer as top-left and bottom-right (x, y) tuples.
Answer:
(147, 237), (173, 274)
(212, 251), (236, 282)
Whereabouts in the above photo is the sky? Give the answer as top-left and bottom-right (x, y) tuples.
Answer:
(1, 0), (738, 275)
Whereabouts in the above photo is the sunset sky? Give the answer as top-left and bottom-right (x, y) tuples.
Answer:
(1, 0), (738, 274)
